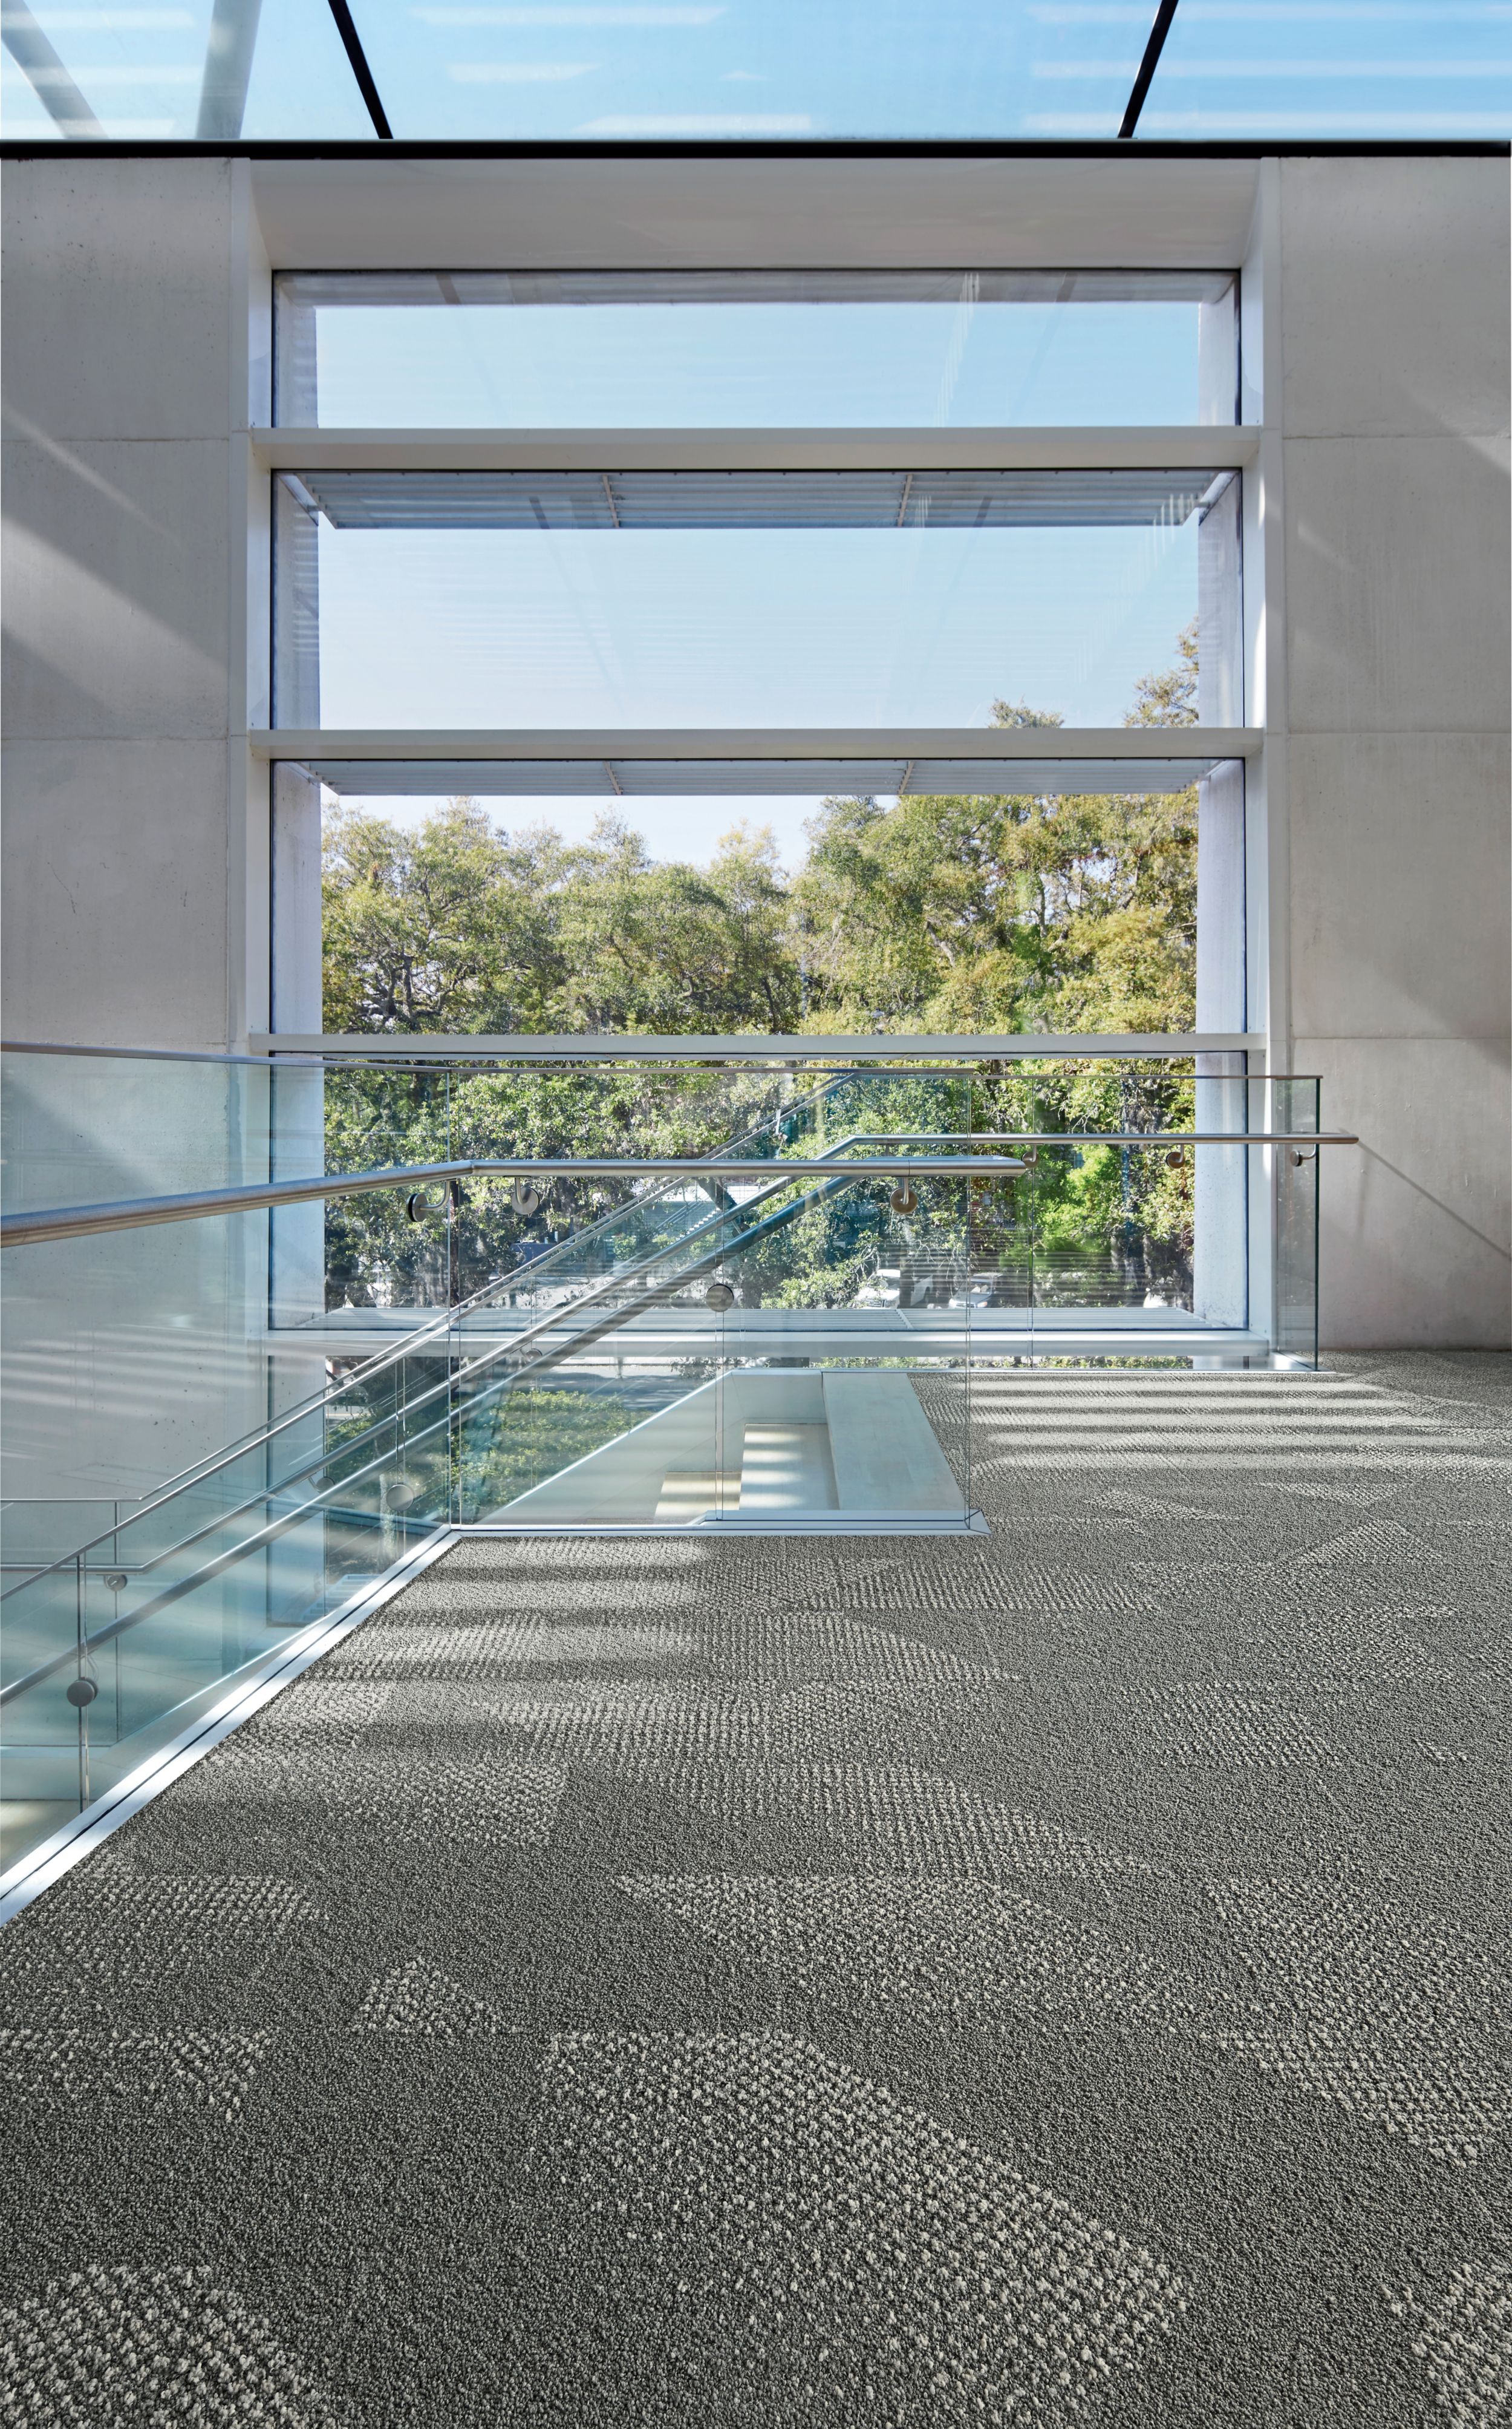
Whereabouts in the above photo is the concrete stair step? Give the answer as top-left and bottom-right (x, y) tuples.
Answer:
(653, 1471), (737, 1523)
(737, 1422), (838, 1514)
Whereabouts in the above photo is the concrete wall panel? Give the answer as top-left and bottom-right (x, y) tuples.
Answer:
(249, 155), (1260, 275)
(1277, 159), (1511, 1352)
(1289, 730), (1511, 1041)
(2, 157), (241, 1053)
(1279, 157), (1511, 440)
(1, 739), (231, 1052)
(0, 159), (235, 442)
(2, 437), (231, 742)
(1300, 1035), (1512, 1348)
(1285, 434), (1510, 736)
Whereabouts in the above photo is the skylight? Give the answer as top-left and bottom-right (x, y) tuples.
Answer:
(2, 0), (1508, 142)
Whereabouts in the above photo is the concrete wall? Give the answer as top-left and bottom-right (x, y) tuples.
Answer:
(1, 156), (256, 1052)
(3, 151), (1509, 1361)
(1270, 159), (1512, 1347)
(0, 159), (295, 1505)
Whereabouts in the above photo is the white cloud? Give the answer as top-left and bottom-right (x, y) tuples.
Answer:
(577, 111), (815, 129)
(447, 59), (596, 78)
(7, 9), (192, 24)
(416, 5), (722, 22)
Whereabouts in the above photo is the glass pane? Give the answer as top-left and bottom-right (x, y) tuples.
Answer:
(924, 1059), (1269, 1367)
(0, 0), (372, 142)
(1144, 2), (1512, 142)
(293, 761), (1243, 1056)
(0, 1494), (407, 1876)
(274, 270), (1239, 429)
(443, 1106), (978, 1526)
(1, 1048), (273, 1215)
(310, 1059), (807, 1329)
(453, 1272), (732, 1525)
(273, 467), (1243, 730)
(343, 1), (1131, 143)
(1, 1208), (281, 1548)
(1270, 1073), (1320, 1367)
(0, 1332), (455, 1874)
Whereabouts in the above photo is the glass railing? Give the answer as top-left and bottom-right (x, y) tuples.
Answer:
(1, 1042), (1329, 1886)
(304, 1057), (950, 1323)
(0, 1144), (982, 1883)
(1, 1044), (1315, 1352)
(449, 1145), (979, 1525)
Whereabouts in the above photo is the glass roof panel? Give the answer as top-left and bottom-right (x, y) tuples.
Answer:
(342, 0), (1131, 140)
(0, 0), (373, 140)
(3, 0), (1508, 144)
(1139, 1), (1512, 142)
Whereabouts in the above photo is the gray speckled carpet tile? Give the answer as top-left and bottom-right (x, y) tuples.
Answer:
(2, 1355), (1510, 2427)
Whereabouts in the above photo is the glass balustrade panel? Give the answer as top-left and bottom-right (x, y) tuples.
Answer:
(1269, 1074), (1321, 1369)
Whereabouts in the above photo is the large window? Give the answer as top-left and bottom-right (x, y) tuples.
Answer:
(272, 466), (1242, 731)
(267, 265), (1248, 1048)
(273, 271), (1239, 430)
(287, 755), (1241, 1039)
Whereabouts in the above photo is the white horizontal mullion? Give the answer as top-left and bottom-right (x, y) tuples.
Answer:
(249, 1031), (1265, 1061)
(250, 426), (1259, 473)
(250, 728), (1260, 762)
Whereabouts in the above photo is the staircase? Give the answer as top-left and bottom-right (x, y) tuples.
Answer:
(492, 1367), (971, 1528)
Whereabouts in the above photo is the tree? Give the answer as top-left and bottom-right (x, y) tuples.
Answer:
(322, 797), (562, 1033)
(791, 623), (1202, 1039)
(550, 816), (800, 1035)
(318, 637), (1210, 1307)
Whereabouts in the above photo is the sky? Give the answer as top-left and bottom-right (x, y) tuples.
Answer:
(284, 284), (1223, 749)
(299, 292), (1219, 429)
(297, 289), (1219, 865)
(323, 786), (831, 869)
(5, 1), (1510, 141)
(309, 515), (1202, 733)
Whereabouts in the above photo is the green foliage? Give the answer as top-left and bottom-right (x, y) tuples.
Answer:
(318, 635), (1209, 1312)
(459, 1382), (639, 1516)
(324, 805), (797, 1038)
(321, 632), (1202, 1050)
(792, 630), (1199, 1038)
(319, 1060), (793, 1310)
(322, 798), (562, 1034)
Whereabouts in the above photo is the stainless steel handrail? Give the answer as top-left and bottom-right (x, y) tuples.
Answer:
(0, 1073), (856, 1532)
(0, 1075), (861, 1597)
(0, 1125), (969, 1604)
(0, 1153), (1018, 1247)
(0, 1142), (922, 1692)
(1, 1136), (1354, 1248)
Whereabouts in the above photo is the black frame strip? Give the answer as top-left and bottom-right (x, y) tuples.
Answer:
(1, 139), (1506, 162)
(1120, 0), (1180, 141)
(323, 0), (392, 141)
